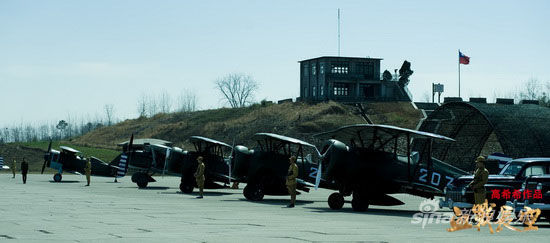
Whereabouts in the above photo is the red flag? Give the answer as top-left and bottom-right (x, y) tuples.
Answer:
(459, 51), (470, 65)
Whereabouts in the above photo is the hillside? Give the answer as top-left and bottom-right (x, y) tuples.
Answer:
(72, 101), (422, 150)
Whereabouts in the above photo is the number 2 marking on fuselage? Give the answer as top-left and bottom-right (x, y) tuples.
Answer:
(309, 167), (318, 179)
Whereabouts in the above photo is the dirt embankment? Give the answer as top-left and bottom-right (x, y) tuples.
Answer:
(72, 101), (422, 149)
(0, 144), (56, 174)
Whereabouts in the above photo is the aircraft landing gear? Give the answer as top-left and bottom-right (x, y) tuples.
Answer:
(351, 191), (369, 212)
(243, 184), (264, 201)
(53, 173), (62, 182)
(328, 192), (345, 210)
(132, 172), (149, 188)
(180, 181), (194, 194)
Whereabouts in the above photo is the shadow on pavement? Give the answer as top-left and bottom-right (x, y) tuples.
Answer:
(159, 191), (235, 197)
(49, 180), (80, 183)
(138, 186), (171, 190)
(220, 198), (316, 206)
(116, 186), (174, 190)
(304, 206), (419, 218)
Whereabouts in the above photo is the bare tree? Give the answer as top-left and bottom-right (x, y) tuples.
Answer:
(2, 128), (9, 143)
(215, 73), (259, 108)
(519, 78), (542, 100)
(23, 124), (37, 142)
(137, 93), (148, 118)
(38, 124), (49, 140)
(177, 89), (198, 113)
(10, 125), (21, 142)
(56, 120), (68, 139)
(517, 78), (550, 106)
(158, 91), (172, 113)
(147, 94), (158, 117)
(104, 104), (115, 126)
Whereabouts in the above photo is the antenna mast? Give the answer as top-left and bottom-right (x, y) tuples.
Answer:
(338, 8), (341, 56)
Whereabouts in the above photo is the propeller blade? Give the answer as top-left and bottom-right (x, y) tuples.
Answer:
(41, 140), (52, 174)
(41, 158), (47, 174)
(314, 161), (322, 190)
(229, 138), (235, 184)
(47, 139), (52, 153)
(126, 134), (134, 169)
(162, 147), (171, 176)
(128, 134), (134, 151)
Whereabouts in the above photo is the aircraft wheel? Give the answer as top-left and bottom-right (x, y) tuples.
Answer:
(244, 184), (264, 201)
(328, 192), (344, 210)
(243, 184), (253, 200)
(131, 172), (143, 183)
(351, 192), (369, 212)
(180, 182), (194, 194)
(136, 174), (148, 188)
(53, 173), (62, 182)
(137, 180), (148, 188)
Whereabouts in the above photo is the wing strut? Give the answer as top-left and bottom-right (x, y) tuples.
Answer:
(427, 138), (433, 176)
(407, 133), (411, 182)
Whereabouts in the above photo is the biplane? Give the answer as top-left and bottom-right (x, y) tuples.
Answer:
(114, 135), (232, 191)
(231, 133), (330, 201)
(41, 141), (120, 182)
(314, 124), (467, 211)
(178, 136), (233, 193)
(112, 136), (180, 188)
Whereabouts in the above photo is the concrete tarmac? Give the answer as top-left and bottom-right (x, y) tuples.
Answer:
(1, 174), (548, 242)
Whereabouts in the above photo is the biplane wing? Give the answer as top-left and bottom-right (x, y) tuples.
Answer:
(313, 124), (454, 144)
(253, 133), (322, 156)
(59, 146), (80, 154)
(190, 136), (232, 149)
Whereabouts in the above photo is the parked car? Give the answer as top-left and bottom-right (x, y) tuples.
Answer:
(439, 158), (550, 210)
(506, 174), (550, 222)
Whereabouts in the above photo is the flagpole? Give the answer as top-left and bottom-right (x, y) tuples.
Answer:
(458, 49), (461, 98)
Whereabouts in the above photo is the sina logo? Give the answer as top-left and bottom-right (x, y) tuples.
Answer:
(419, 199), (440, 213)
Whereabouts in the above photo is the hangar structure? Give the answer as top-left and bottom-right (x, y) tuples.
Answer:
(413, 102), (550, 172)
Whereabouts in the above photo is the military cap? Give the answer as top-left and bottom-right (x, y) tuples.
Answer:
(475, 156), (486, 163)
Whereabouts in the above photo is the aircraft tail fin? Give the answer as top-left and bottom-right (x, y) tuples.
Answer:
(0, 156), (8, 170)
(117, 154), (129, 178)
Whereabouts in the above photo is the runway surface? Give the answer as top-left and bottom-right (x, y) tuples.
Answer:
(1, 174), (548, 242)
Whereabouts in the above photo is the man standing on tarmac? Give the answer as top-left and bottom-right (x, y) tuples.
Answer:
(194, 156), (205, 199)
(85, 158), (92, 186)
(468, 156), (489, 205)
(286, 156), (298, 208)
(21, 158), (29, 184)
(11, 159), (16, 178)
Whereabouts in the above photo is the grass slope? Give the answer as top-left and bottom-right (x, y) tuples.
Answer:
(73, 101), (422, 150)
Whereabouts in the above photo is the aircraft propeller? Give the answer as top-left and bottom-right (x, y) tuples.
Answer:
(41, 140), (52, 174)
(228, 138), (235, 184)
(313, 140), (337, 190)
(126, 134), (134, 171)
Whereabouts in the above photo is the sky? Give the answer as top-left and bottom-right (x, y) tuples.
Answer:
(1, 0), (549, 127)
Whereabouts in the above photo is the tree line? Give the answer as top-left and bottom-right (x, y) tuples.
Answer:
(0, 73), (259, 143)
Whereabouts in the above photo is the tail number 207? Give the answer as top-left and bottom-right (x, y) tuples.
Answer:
(418, 168), (454, 187)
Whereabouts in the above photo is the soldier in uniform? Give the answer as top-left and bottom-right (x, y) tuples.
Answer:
(468, 156), (489, 205)
(194, 156), (205, 199)
(85, 158), (92, 186)
(21, 158), (28, 184)
(11, 159), (16, 178)
(286, 156), (298, 208)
